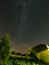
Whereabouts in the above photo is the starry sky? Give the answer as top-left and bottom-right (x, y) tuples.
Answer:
(0, 0), (49, 53)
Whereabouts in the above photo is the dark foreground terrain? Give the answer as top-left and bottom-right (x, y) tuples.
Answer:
(0, 34), (49, 65)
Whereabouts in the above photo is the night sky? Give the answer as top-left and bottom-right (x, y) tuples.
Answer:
(0, 0), (49, 53)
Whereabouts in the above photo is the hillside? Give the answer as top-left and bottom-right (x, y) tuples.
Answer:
(0, 35), (49, 65)
(9, 44), (49, 65)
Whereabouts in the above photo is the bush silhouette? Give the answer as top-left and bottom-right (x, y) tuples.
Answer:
(0, 34), (11, 65)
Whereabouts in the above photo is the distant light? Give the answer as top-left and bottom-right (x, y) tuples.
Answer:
(46, 45), (49, 51)
(46, 45), (49, 48)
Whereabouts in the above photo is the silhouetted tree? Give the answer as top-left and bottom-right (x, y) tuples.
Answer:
(0, 34), (11, 65)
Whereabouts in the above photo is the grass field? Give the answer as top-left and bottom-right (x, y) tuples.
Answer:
(9, 55), (48, 65)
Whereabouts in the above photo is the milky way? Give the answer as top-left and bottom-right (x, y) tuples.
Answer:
(0, 0), (49, 53)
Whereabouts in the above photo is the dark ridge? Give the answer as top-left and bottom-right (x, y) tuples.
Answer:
(32, 44), (48, 53)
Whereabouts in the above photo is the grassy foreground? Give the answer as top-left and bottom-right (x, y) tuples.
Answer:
(9, 55), (48, 65)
